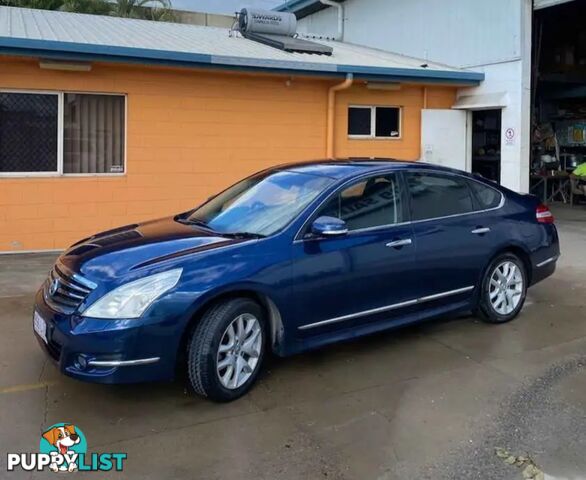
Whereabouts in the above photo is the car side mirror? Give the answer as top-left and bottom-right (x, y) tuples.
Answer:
(311, 216), (348, 237)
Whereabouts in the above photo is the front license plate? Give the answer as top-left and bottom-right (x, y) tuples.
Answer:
(33, 311), (48, 344)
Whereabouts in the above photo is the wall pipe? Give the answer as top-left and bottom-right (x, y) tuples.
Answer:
(327, 73), (353, 158)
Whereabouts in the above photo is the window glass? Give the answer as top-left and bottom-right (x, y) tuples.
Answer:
(189, 171), (333, 236)
(406, 172), (474, 221)
(317, 174), (403, 231)
(64, 94), (125, 174)
(468, 180), (502, 209)
(375, 107), (400, 137)
(348, 107), (371, 136)
(0, 93), (58, 172)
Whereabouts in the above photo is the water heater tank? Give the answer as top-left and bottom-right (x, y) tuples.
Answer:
(238, 8), (297, 37)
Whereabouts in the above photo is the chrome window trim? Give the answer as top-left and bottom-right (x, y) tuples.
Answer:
(293, 168), (505, 243)
(298, 285), (475, 331)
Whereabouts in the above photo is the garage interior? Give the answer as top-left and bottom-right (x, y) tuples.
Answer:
(471, 109), (502, 183)
(531, 0), (586, 206)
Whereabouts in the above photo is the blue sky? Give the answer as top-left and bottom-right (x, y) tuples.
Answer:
(172, 0), (282, 14)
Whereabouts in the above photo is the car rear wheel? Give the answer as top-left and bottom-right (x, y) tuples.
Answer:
(187, 298), (266, 402)
(477, 253), (527, 324)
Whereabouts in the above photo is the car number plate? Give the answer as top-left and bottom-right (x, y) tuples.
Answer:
(33, 311), (48, 344)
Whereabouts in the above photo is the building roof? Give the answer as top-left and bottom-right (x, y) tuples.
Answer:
(0, 6), (483, 84)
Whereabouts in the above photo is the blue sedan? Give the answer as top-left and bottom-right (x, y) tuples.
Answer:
(33, 160), (560, 401)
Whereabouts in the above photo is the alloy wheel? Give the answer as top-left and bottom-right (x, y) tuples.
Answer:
(489, 260), (523, 315)
(216, 313), (263, 390)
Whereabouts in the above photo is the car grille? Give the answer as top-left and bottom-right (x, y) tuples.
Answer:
(44, 264), (97, 315)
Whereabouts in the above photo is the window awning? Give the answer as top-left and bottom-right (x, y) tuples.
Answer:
(452, 92), (509, 110)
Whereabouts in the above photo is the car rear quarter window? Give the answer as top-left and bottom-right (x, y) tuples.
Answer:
(468, 180), (502, 209)
(406, 172), (474, 221)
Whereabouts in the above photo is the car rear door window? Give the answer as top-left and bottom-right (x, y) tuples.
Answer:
(317, 173), (403, 231)
(468, 180), (502, 209)
(406, 172), (474, 221)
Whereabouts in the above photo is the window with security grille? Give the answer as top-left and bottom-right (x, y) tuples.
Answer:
(0, 91), (125, 175)
(0, 93), (58, 173)
(64, 94), (125, 174)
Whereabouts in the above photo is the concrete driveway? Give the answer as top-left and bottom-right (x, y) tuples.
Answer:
(1, 205), (585, 480)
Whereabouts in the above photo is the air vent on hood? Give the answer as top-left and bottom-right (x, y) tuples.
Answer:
(237, 8), (333, 56)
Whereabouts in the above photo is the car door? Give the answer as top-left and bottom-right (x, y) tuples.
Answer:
(291, 171), (416, 334)
(405, 170), (500, 304)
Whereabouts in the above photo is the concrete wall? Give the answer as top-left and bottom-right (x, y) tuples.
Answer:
(0, 56), (456, 252)
(299, 0), (533, 192)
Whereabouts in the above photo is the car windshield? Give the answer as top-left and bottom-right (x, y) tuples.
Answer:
(186, 170), (334, 236)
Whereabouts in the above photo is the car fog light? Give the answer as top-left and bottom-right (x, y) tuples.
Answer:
(75, 355), (88, 370)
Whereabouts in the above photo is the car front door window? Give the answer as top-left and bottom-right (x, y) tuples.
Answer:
(315, 173), (404, 232)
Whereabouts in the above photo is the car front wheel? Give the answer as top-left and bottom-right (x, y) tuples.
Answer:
(477, 253), (527, 323)
(187, 298), (266, 402)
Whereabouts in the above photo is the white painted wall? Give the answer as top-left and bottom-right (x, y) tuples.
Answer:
(299, 0), (533, 192)
(299, 0), (522, 68)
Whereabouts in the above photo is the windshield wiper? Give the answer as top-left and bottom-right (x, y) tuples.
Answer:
(222, 232), (266, 239)
(175, 216), (214, 230)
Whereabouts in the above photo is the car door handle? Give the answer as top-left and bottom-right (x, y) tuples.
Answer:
(471, 227), (491, 235)
(386, 238), (412, 248)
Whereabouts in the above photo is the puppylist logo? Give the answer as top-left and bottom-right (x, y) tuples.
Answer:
(7, 423), (127, 473)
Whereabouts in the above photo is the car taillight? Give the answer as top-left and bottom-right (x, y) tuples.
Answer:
(536, 204), (554, 224)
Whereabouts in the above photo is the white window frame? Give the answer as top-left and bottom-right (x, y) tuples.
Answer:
(0, 89), (127, 178)
(348, 105), (402, 140)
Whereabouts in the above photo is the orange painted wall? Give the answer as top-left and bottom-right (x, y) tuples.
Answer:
(0, 56), (456, 252)
(335, 84), (456, 159)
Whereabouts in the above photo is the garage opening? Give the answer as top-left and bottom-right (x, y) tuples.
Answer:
(531, 0), (586, 205)
(471, 109), (502, 183)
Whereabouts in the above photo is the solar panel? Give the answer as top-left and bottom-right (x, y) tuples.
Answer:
(243, 32), (333, 55)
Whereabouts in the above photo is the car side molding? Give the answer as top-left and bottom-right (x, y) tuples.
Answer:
(298, 285), (475, 331)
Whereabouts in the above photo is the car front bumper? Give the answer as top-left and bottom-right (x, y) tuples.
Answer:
(33, 289), (182, 384)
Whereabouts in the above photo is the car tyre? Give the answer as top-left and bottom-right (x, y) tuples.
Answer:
(476, 253), (527, 324)
(187, 298), (266, 402)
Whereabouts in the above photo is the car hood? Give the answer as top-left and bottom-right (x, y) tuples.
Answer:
(59, 216), (244, 281)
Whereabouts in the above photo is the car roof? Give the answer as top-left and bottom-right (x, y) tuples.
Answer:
(273, 159), (465, 180)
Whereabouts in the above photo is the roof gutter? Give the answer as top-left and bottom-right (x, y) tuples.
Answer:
(327, 73), (353, 158)
(0, 37), (485, 85)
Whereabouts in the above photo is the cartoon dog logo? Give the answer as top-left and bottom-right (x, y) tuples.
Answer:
(41, 424), (81, 472)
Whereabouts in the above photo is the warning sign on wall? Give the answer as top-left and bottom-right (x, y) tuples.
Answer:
(504, 127), (515, 146)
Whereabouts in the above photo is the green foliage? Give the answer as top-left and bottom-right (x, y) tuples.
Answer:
(0, 0), (65, 9)
(61, 0), (111, 15)
(109, 0), (175, 20)
(1, 0), (175, 21)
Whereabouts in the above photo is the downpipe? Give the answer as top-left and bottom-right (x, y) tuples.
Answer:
(326, 73), (353, 159)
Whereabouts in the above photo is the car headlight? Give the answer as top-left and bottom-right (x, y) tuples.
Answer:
(82, 269), (182, 319)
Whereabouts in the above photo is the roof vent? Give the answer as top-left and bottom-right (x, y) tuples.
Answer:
(237, 8), (333, 55)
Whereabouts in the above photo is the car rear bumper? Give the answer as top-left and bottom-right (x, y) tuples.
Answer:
(530, 254), (558, 286)
(33, 289), (180, 384)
